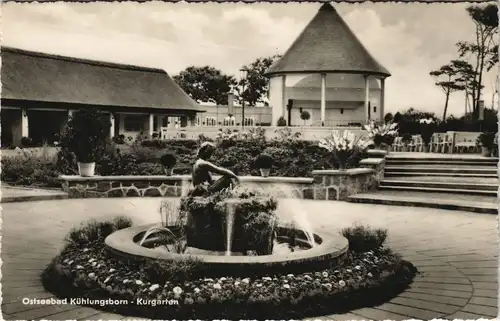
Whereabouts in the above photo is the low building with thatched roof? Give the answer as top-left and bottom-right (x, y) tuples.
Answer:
(264, 3), (390, 127)
(1, 46), (204, 146)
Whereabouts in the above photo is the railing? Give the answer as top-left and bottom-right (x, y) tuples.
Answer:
(160, 126), (367, 141)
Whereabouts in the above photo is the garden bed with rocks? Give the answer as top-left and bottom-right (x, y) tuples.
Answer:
(42, 217), (417, 319)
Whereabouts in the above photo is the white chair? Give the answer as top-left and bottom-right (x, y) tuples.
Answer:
(392, 136), (403, 151)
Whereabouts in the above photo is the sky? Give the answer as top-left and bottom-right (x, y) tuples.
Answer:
(2, 1), (498, 117)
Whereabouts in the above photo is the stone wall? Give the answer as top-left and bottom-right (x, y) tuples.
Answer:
(60, 168), (377, 201)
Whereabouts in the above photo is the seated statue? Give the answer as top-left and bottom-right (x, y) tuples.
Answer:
(189, 142), (239, 197)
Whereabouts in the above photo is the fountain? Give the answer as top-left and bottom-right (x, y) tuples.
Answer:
(105, 184), (348, 277)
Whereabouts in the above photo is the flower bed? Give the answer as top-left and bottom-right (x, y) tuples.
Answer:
(42, 217), (417, 319)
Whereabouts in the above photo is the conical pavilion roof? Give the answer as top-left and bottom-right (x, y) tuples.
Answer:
(265, 3), (390, 77)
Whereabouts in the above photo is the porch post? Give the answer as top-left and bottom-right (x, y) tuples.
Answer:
(21, 108), (29, 138)
(320, 73), (326, 126)
(156, 115), (163, 132)
(364, 75), (370, 123)
(109, 113), (115, 138)
(148, 113), (154, 136)
(380, 78), (385, 121)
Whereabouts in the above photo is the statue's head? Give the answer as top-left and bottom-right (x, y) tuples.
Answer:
(198, 141), (216, 160)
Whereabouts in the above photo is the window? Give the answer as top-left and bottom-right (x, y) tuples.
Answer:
(195, 116), (201, 126)
(244, 117), (255, 126)
(373, 106), (377, 112)
(153, 116), (158, 130)
(340, 109), (344, 114)
(223, 116), (236, 126)
(124, 115), (146, 132)
(205, 117), (216, 126)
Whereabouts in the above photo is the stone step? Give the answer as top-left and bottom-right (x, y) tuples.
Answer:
(385, 172), (498, 178)
(381, 179), (498, 191)
(378, 185), (497, 196)
(386, 155), (498, 163)
(385, 166), (497, 174)
(386, 159), (498, 166)
(347, 190), (497, 214)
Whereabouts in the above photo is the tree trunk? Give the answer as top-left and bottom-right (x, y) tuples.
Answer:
(443, 90), (450, 120)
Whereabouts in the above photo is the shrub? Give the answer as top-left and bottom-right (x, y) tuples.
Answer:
(254, 153), (273, 169)
(300, 111), (311, 124)
(112, 134), (126, 145)
(65, 216), (132, 248)
(160, 152), (177, 168)
(476, 132), (496, 148)
(341, 224), (388, 253)
(59, 108), (111, 163)
(21, 136), (34, 147)
(276, 116), (287, 126)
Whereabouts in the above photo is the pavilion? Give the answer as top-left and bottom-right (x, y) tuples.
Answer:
(1, 47), (204, 146)
(264, 3), (391, 127)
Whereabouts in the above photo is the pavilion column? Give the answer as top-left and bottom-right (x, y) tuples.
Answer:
(364, 75), (370, 122)
(148, 113), (154, 136)
(21, 108), (29, 138)
(281, 75), (287, 121)
(109, 113), (115, 138)
(320, 73), (326, 126)
(380, 78), (385, 121)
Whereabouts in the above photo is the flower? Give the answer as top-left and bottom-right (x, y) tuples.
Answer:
(194, 287), (201, 293)
(283, 284), (291, 289)
(262, 277), (272, 282)
(135, 280), (144, 285)
(322, 283), (332, 291)
(219, 277), (227, 282)
(82, 248), (89, 252)
(367, 272), (373, 278)
(123, 279), (129, 284)
(339, 280), (346, 287)
(88, 272), (96, 279)
(355, 265), (361, 270)
(76, 265), (84, 270)
(184, 297), (194, 305)
(149, 284), (160, 292)
(242, 278), (250, 284)
(109, 268), (116, 273)
(287, 274), (294, 278)
(234, 281), (241, 286)
(213, 283), (222, 290)
(173, 286), (183, 296)
(104, 277), (111, 284)
(255, 283), (263, 287)
(322, 271), (329, 278)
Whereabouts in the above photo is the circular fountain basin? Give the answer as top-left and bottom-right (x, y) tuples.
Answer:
(105, 223), (349, 277)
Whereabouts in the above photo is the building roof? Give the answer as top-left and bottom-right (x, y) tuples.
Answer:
(1, 46), (203, 112)
(265, 3), (390, 78)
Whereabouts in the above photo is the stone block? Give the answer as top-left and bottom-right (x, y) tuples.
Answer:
(108, 189), (124, 197)
(125, 188), (140, 197)
(133, 181), (151, 189)
(165, 186), (178, 197)
(144, 188), (162, 197)
(315, 187), (327, 200)
(97, 181), (111, 192)
(111, 181), (122, 188)
(303, 188), (314, 200)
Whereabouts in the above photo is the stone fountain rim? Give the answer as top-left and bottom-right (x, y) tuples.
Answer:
(105, 223), (348, 265)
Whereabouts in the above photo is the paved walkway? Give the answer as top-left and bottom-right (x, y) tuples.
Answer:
(1, 198), (498, 320)
(1, 186), (68, 203)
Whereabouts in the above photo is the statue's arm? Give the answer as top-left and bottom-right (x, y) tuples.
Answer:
(198, 161), (238, 180)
